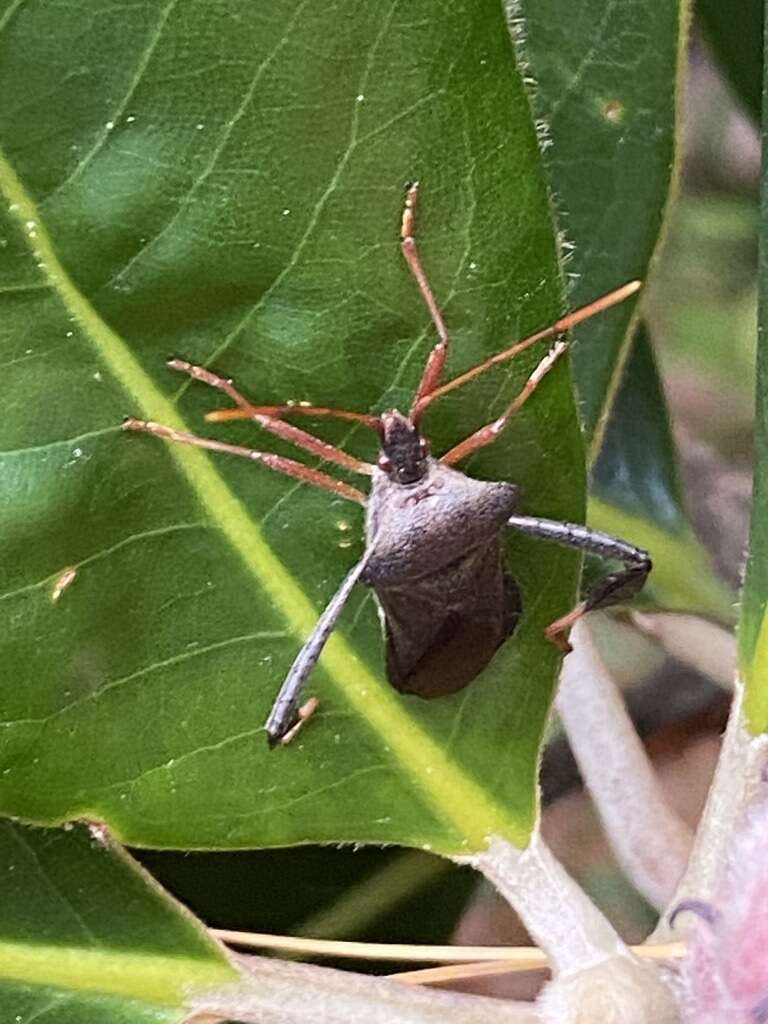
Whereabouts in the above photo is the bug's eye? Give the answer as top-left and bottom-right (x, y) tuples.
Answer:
(378, 455), (393, 472)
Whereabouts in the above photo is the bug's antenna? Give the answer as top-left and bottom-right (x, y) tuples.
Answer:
(412, 279), (641, 418)
(207, 404), (381, 431)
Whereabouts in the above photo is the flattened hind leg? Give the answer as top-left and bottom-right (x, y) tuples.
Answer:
(506, 515), (651, 652)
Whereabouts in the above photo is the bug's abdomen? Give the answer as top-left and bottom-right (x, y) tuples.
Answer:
(375, 541), (522, 698)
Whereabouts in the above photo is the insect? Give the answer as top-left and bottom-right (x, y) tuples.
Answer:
(124, 183), (650, 747)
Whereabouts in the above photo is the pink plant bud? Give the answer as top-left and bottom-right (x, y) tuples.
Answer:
(677, 779), (768, 1022)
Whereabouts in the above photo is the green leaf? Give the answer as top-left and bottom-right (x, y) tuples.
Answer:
(0, 821), (234, 1021)
(590, 325), (734, 621)
(698, 0), (762, 123)
(0, 1), (581, 851)
(511, 0), (686, 442)
(514, 0), (732, 621)
(591, 326), (684, 534)
(740, 22), (768, 731)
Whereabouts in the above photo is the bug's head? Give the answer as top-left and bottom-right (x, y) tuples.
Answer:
(377, 410), (430, 485)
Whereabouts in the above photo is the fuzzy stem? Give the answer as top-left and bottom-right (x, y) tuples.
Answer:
(651, 678), (768, 940)
(557, 619), (694, 908)
(458, 832), (629, 974)
(188, 953), (540, 1023)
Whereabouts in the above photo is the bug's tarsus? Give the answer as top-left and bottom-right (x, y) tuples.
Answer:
(506, 515), (652, 651)
(276, 697), (320, 746)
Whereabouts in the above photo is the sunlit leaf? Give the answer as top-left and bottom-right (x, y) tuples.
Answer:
(0, 0), (582, 851)
(0, 821), (234, 1022)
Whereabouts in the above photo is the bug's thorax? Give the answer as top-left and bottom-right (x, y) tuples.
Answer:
(363, 412), (520, 587)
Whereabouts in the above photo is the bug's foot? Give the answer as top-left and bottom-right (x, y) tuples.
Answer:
(266, 697), (320, 749)
(544, 602), (588, 653)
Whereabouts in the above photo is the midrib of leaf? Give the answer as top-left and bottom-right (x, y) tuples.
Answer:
(0, 147), (528, 850)
(0, 939), (234, 1006)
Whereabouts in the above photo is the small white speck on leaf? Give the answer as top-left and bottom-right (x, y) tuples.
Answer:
(52, 566), (77, 602)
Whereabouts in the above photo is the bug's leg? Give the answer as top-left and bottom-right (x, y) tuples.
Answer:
(122, 418), (367, 505)
(265, 552), (371, 747)
(277, 697), (320, 746)
(167, 359), (375, 477)
(399, 182), (452, 420)
(506, 515), (652, 652)
(412, 280), (641, 420)
(441, 340), (568, 465)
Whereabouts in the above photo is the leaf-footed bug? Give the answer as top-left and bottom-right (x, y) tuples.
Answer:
(123, 183), (650, 747)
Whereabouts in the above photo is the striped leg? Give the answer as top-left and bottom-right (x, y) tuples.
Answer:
(506, 515), (652, 652)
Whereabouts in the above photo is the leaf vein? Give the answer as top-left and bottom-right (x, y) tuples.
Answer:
(0, 629), (289, 729)
(42, 0), (181, 200)
(0, 521), (205, 605)
(195, 0), (402, 374)
(103, 0), (314, 289)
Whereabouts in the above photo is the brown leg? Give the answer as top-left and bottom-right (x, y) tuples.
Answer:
(399, 182), (452, 420)
(122, 418), (367, 505)
(441, 340), (568, 466)
(413, 280), (641, 420)
(168, 359), (374, 477)
(544, 603), (588, 653)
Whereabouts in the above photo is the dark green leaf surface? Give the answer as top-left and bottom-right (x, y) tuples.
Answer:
(0, 1), (580, 850)
(0, 821), (234, 1020)
(740, 24), (768, 730)
(140, 846), (474, 973)
(592, 326), (684, 534)
(590, 324), (733, 619)
(514, 0), (732, 620)
(512, 0), (684, 442)
(698, 0), (762, 123)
